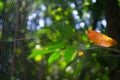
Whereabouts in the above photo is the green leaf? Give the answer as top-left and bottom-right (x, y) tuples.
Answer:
(73, 60), (82, 79)
(28, 41), (65, 59)
(64, 47), (76, 63)
(46, 41), (65, 50)
(37, 29), (51, 36)
(0, 1), (4, 12)
(48, 51), (60, 64)
(28, 49), (53, 59)
(56, 24), (74, 38)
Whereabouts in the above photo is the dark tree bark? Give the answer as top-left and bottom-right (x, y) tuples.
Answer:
(105, 0), (120, 80)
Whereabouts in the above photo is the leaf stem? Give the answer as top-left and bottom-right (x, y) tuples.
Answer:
(83, 46), (120, 54)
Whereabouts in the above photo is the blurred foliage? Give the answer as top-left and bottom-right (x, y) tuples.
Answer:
(27, 0), (110, 80)
(0, 0), (120, 80)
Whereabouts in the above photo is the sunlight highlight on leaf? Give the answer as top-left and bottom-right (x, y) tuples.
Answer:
(34, 55), (42, 62)
(87, 30), (117, 47)
(57, 7), (62, 12)
(0, 1), (4, 11)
